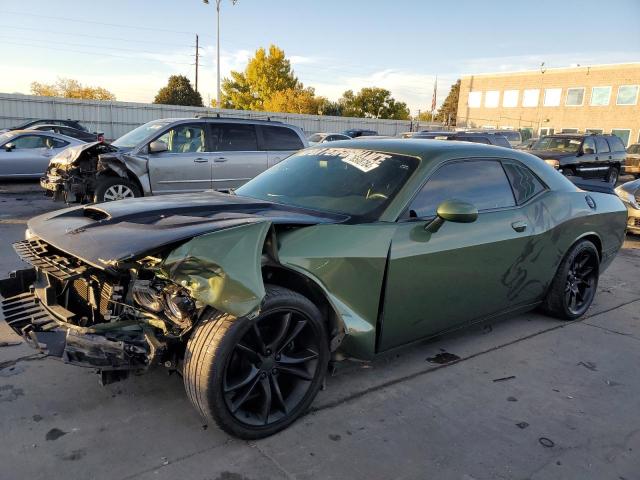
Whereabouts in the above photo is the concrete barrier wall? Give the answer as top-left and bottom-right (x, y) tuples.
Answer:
(0, 93), (414, 139)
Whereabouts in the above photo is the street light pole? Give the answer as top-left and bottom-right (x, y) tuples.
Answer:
(203, 0), (238, 108)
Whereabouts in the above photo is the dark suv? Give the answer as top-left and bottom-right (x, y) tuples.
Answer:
(530, 134), (626, 184)
(410, 131), (512, 148)
(0, 119), (89, 134)
(342, 129), (378, 138)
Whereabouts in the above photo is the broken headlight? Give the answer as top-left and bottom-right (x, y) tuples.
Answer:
(131, 280), (163, 312)
(164, 291), (196, 327)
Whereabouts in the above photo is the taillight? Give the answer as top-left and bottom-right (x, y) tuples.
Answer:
(97, 134), (105, 142)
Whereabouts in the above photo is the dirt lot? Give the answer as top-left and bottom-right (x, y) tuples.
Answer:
(1, 180), (639, 480)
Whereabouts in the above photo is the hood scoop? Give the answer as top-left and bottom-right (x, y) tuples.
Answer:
(83, 207), (110, 221)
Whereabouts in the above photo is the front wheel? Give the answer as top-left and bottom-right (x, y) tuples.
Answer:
(183, 285), (329, 439)
(542, 240), (599, 320)
(93, 177), (141, 203)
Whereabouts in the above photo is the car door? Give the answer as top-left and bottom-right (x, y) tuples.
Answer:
(147, 123), (212, 194)
(259, 125), (305, 169)
(379, 159), (544, 352)
(0, 134), (65, 177)
(210, 123), (266, 190)
(576, 137), (598, 178)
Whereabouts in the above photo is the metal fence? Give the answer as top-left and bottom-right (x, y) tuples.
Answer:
(0, 93), (414, 140)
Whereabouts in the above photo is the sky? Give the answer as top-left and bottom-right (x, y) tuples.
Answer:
(0, 0), (639, 114)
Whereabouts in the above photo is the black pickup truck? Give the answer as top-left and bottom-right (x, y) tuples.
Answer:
(530, 133), (626, 184)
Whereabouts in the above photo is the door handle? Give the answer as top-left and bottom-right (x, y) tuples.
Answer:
(595, 156), (599, 161)
(193, 158), (209, 163)
(214, 157), (227, 163)
(511, 220), (527, 232)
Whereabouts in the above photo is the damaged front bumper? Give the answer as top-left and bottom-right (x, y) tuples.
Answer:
(0, 269), (160, 373)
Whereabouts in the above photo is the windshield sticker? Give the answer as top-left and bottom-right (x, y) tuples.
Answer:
(301, 147), (392, 172)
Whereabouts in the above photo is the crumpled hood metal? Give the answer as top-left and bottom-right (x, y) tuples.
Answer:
(26, 191), (343, 269)
(49, 142), (119, 167)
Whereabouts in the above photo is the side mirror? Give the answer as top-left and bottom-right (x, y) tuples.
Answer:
(148, 140), (168, 154)
(426, 199), (478, 232)
(4, 143), (15, 152)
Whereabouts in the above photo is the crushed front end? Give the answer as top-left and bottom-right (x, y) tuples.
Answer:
(0, 237), (201, 383)
(41, 142), (120, 203)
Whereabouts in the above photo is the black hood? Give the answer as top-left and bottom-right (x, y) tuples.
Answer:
(529, 150), (576, 160)
(27, 191), (346, 268)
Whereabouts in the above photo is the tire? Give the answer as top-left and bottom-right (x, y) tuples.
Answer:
(542, 239), (599, 320)
(183, 285), (329, 439)
(93, 177), (141, 203)
(605, 166), (619, 184)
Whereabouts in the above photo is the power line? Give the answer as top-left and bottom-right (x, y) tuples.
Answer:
(1, 10), (200, 36)
(0, 24), (194, 48)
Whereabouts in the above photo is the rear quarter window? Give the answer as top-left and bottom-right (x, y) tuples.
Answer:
(261, 126), (304, 151)
(606, 136), (626, 152)
(502, 162), (546, 204)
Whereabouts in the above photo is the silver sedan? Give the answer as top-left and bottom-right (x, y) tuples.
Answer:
(0, 130), (85, 179)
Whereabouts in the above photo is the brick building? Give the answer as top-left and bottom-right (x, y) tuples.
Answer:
(456, 62), (640, 146)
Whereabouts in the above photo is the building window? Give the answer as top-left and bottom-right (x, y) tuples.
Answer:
(484, 91), (499, 108)
(566, 88), (585, 106)
(502, 90), (518, 108)
(522, 89), (539, 107)
(543, 88), (562, 107)
(616, 86), (639, 105)
(540, 128), (555, 136)
(586, 128), (603, 134)
(561, 128), (579, 133)
(590, 86), (611, 106)
(468, 91), (482, 108)
(611, 129), (631, 147)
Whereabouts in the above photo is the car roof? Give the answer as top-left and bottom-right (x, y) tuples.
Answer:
(4, 129), (84, 143)
(158, 117), (295, 127)
(28, 124), (84, 131)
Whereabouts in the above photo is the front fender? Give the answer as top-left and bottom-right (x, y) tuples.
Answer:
(98, 153), (151, 195)
(160, 221), (272, 317)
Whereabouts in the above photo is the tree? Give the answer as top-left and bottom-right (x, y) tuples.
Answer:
(30, 78), (116, 100)
(263, 87), (324, 114)
(338, 87), (410, 120)
(417, 111), (435, 122)
(435, 79), (460, 125)
(221, 45), (301, 110)
(154, 75), (203, 107)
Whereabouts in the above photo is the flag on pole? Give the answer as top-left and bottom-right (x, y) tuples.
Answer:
(431, 75), (438, 117)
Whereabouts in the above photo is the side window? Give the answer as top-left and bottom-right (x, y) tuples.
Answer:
(11, 135), (47, 149)
(409, 160), (516, 217)
(49, 137), (70, 148)
(582, 137), (596, 154)
(212, 124), (258, 151)
(594, 136), (610, 154)
(156, 124), (207, 153)
(261, 126), (304, 151)
(502, 162), (546, 204)
(606, 136), (625, 152)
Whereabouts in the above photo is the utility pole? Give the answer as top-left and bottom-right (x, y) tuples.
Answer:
(195, 34), (199, 94)
(203, 0), (238, 108)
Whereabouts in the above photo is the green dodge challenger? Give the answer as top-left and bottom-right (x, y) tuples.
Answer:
(0, 139), (627, 438)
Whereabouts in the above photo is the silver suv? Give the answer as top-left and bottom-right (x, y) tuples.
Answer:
(41, 117), (307, 203)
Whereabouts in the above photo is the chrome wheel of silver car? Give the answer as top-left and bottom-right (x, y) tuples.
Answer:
(103, 184), (136, 201)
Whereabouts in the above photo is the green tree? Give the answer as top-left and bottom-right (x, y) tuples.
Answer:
(154, 75), (203, 107)
(30, 78), (116, 100)
(339, 87), (410, 120)
(435, 79), (460, 125)
(220, 45), (301, 110)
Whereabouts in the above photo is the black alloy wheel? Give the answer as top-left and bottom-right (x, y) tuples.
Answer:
(564, 249), (598, 316)
(222, 308), (322, 427)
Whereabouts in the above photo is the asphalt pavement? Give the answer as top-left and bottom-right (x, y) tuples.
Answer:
(0, 180), (639, 480)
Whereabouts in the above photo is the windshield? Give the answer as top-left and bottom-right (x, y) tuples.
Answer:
(0, 132), (15, 146)
(236, 147), (419, 219)
(498, 131), (521, 141)
(533, 136), (582, 153)
(112, 120), (171, 149)
(308, 133), (325, 142)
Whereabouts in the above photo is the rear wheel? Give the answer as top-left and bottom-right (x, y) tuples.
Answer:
(605, 166), (619, 184)
(542, 240), (599, 320)
(183, 285), (329, 439)
(93, 177), (141, 203)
